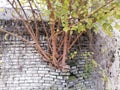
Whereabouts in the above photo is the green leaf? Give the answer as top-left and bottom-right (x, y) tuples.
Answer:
(114, 14), (120, 19)
(114, 23), (120, 29)
(63, 27), (70, 32)
(71, 25), (78, 31)
(0, 8), (5, 12)
(72, 13), (79, 18)
(77, 23), (85, 33)
(91, 59), (98, 67)
(102, 23), (113, 36)
(93, 24), (99, 33)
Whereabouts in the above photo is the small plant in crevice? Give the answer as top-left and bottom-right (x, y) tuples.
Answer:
(82, 55), (110, 89)
(82, 59), (98, 79)
(98, 66), (108, 82)
(80, 51), (94, 58)
(69, 75), (76, 81)
(69, 51), (78, 60)
(68, 61), (76, 66)
(69, 72), (77, 81)
(67, 50), (78, 66)
(97, 64), (112, 90)
(79, 51), (97, 79)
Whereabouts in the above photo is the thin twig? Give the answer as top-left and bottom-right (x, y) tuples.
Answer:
(87, 0), (114, 18)
(33, 0), (52, 52)
(8, 0), (50, 61)
(68, 0), (114, 50)
(0, 28), (32, 44)
(28, 0), (39, 41)
(46, 0), (58, 67)
(17, 0), (29, 20)
(70, 0), (114, 27)
(68, 31), (85, 51)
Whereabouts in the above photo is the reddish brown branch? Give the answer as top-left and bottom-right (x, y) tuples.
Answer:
(68, 31), (85, 51)
(8, 0), (50, 62)
(17, 0), (29, 20)
(57, 33), (64, 52)
(28, 0), (39, 41)
(70, 0), (114, 27)
(46, 0), (58, 67)
(34, 1), (52, 52)
(61, 32), (68, 66)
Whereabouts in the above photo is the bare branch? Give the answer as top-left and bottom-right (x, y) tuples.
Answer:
(17, 0), (29, 20)
(87, 0), (114, 18)
(28, 0), (39, 41)
(68, 31), (85, 51)
(0, 28), (32, 44)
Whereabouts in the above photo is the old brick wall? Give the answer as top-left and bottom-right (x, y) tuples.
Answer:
(0, 36), (69, 90)
(0, 19), (120, 90)
(0, 33), (96, 90)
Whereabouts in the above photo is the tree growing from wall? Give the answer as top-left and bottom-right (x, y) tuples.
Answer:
(0, 0), (120, 70)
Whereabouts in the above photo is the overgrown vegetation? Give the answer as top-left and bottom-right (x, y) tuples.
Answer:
(0, 0), (119, 70)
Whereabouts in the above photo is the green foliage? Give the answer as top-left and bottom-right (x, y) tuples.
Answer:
(0, 8), (5, 12)
(115, 23), (120, 30)
(80, 51), (96, 79)
(69, 51), (77, 59)
(18, 0), (120, 33)
(85, 59), (97, 72)
(98, 65), (109, 82)
(102, 23), (113, 36)
(69, 75), (77, 81)
(81, 51), (94, 57)
(7, 0), (120, 70)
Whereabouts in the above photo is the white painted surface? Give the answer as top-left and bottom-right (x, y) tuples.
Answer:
(0, 0), (11, 8)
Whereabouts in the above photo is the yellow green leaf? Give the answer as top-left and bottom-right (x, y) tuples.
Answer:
(115, 23), (120, 29)
(0, 8), (5, 12)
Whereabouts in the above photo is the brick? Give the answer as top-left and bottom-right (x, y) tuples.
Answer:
(43, 83), (51, 87)
(0, 27), (111, 90)
(60, 72), (70, 75)
(64, 76), (69, 80)
(38, 70), (48, 74)
(38, 80), (44, 83)
(44, 74), (50, 77)
(43, 77), (53, 81)
(55, 81), (62, 85)
(15, 87), (21, 90)
(32, 74), (39, 77)
(26, 70), (37, 74)
(50, 72), (59, 75)
(39, 65), (47, 68)
(19, 80), (25, 83)
(57, 76), (63, 79)
(49, 75), (56, 78)
(33, 80), (39, 83)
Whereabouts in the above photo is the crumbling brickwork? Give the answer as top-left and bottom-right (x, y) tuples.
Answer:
(0, 19), (120, 90)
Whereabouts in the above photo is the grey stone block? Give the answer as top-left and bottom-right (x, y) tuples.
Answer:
(50, 72), (59, 75)
(43, 77), (53, 81)
(49, 75), (56, 78)
(38, 70), (49, 74)
(57, 76), (63, 79)
(43, 83), (51, 87)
